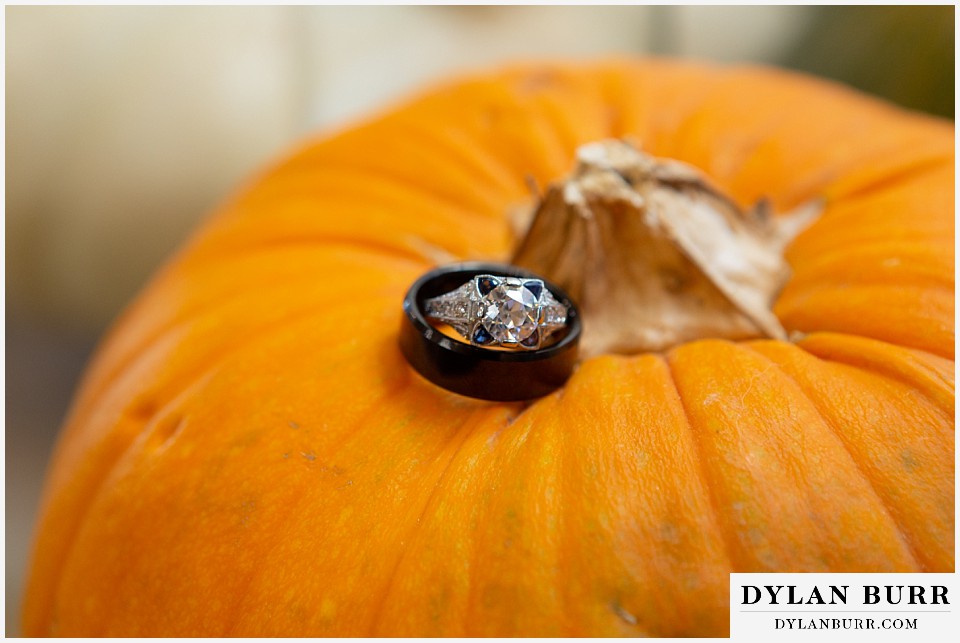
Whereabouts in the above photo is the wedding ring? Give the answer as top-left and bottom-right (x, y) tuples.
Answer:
(399, 262), (581, 401)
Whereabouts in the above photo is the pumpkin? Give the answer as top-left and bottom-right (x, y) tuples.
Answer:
(23, 59), (954, 637)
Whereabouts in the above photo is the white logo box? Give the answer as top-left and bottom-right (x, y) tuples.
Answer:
(730, 573), (957, 641)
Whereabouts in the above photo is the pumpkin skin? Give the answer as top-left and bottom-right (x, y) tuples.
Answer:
(22, 59), (954, 637)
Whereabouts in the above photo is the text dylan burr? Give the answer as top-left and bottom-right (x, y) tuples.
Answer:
(742, 585), (949, 606)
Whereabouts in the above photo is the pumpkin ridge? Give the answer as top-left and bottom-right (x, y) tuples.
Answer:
(390, 116), (528, 197)
(458, 401), (566, 636)
(534, 77), (608, 150)
(225, 379), (422, 637)
(751, 339), (954, 570)
(784, 222), (953, 267)
(776, 284), (954, 359)
(467, 62), (620, 191)
(536, 66), (610, 160)
(651, 65), (951, 212)
(229, 163), (500, 228)
(658, 352), (740, 573)
(551, 357), (672, 636)
(554, 391), (585, 636)
(794, 162), (954, 236)
(23, 327), (212, 634)
(182, 243), (428, 287)
(550, 392), (577, 636)
(592, 64), (644, 140)
(195, 234), (442, 269)
(678, 102), (819, 194)
(365, 404), (492, 636)
(667, 340), (939, 571)
(737, 343), (926, 570)
(796, 333), (955, 417)
(783, 241), (954, 293)
(662, 64), (836, 165)
(36, 366), (218, 635)
(317, 135), (510, 217)
(275, 159), (504, 226)
(592, 60), (729, 155)
(509, 69), (600, 156)
(225, 348), (435, 637)
(368, 401), (551, 636)
(25, 438), (124, 634)
(828, 153), (954, 205)
(69, 267), (418, 425)
(186, 206), (484, 266)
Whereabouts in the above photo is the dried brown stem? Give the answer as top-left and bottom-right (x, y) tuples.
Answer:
(511, 140), (821, 357)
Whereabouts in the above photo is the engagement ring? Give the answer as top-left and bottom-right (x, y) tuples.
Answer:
(423, 274), (569, 350)
(399, 263), (581, 401)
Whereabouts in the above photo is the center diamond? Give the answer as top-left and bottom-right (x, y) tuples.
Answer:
(480, 279), (539, 343)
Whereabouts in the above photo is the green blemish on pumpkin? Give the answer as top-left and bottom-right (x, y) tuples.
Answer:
(901, 450), (920, 472)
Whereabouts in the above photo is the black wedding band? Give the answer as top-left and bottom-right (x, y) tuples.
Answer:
(399, 262), (581, 401)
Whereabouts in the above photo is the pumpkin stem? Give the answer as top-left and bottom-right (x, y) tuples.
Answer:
(511, 140), (821, 357)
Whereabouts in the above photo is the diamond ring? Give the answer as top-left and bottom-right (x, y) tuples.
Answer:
(399, 263), (581, 401)
(422, 274), (569, 350)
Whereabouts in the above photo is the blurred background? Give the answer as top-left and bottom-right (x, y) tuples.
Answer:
(4, 5), (953, 633)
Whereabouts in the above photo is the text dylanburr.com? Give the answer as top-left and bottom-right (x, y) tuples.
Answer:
(730, 573), (957, 641)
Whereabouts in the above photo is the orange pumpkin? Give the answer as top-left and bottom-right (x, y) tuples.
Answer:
(23, 59), (954, 637)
